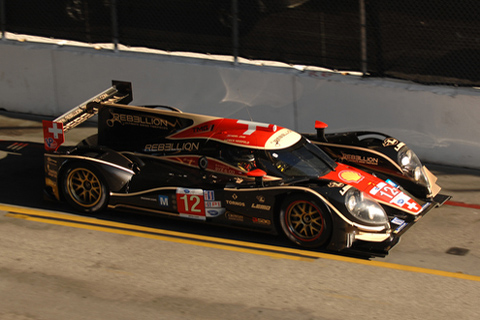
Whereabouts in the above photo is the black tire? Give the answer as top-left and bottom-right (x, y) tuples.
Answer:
(61, 162), (109, 214)
(279, 194), (332, 248)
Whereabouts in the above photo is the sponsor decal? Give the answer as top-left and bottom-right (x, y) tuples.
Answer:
(205, 201), (222, 208)
(158, 195), (169, 206)
(383, 138), (406, 152)
(252, 217), (272, 225)
(226, 200), (245, 207)
(226, 212), (244, 222)
(270, 130), (291, 147)
(206, 209), (226, 217)
(94, 91), (127, 103)
(45, 157), (59, 178)
(328, 181), (345, 188)
(140, 197), (157, 202)
(106, 110), (180, 129)
(394, 222), (408, 234)
(225, 137), (250, 145)
(391, 217), (405, 225)
(163, 156), (200, 167)
(144, 142), (200, 153)
(338, 170), (364, 183)
(265, 129), (302, 150)
(179, 213), (206, 221)
(386, 179), (398, 188)
(46, 167), (58, 179)
(369, 182), (387, 196)
(394, 142), (406, 152)
(383, 137), (399, 147)
(204, 190), (215, 201)
(391, 193), (419, 210)
(213, 162), (244, 176)
(256, 195), (265, 203)
(42, 120), (65, 151)
(251, 203), (271, 211)
(339, 184), (353, 196)
(341, 153), (378, 165)
(193, 124), (214, 133)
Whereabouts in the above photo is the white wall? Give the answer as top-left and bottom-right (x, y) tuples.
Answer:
(1, 38), (479, 169)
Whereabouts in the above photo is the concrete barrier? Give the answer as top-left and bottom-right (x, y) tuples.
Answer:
(1, 36), (479, 169)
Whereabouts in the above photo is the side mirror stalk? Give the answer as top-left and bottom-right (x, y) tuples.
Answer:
(315, 120), (328, 142)
(247, 169), (267, 187)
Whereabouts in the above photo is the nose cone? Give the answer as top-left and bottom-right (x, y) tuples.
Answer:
(322, 163), (422, 215)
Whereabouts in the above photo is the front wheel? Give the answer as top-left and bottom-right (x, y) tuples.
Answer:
(279, 195), (332, 248)
(62, 163), (109, 214)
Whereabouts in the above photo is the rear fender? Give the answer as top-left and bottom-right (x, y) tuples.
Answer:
(58, 147), (136, 194)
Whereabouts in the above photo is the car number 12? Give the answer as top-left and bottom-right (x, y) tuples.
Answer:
(176, 188), (206, 220)
(379, 186), (399, 199)
(179, 194), (201, 213)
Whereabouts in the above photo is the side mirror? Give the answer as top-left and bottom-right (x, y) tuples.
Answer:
(247, 169), (267, 187)
(315, 120), (328, 142)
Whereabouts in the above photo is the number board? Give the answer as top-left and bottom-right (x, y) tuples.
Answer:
(369, 182), (421, 214)
(176, 188), (206, 220)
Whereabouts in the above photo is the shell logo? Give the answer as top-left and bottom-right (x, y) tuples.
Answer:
(339, 170), (364, 183)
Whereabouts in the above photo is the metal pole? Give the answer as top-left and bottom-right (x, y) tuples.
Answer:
(232, 0), (239, 65)
(111, 0), (119, 52)
(359, 0), (368, 76)
(1, 0), (6, 41)
(320, 12), (327, 66)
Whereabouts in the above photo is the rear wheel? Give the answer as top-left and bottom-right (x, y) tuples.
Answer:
(62, 163), (109, 213)
(280, 195), (332, 248)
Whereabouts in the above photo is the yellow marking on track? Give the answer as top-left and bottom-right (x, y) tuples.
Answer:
(2, 203), (480, 282)
(1, 204), (315, 262)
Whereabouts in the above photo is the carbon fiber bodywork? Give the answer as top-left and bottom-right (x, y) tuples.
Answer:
(43, 81), (450, 257)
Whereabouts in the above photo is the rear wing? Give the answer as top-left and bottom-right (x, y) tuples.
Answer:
(43, 81), (132, 151)
(54, 81), (132, 132)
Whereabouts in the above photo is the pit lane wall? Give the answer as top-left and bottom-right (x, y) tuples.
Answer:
(1, 38), (479, 169)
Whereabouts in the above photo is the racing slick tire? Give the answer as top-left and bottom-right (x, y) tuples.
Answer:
(280, 194), (332, 248)
(61, 162), (109, 214)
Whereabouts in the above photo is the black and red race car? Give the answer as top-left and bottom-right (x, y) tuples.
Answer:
(42, 81), (450, 257)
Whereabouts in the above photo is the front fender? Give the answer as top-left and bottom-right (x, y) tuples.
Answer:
(305, 131), (440, 200)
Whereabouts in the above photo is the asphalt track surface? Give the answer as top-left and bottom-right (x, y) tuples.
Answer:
(1, 111), (479, 319)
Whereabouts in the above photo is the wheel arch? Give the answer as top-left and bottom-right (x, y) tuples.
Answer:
(57, 156), (134, 199)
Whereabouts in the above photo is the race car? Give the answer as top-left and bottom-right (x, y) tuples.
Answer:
(42, 81), (450, 257)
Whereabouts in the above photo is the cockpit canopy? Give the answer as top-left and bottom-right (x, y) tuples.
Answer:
(204, 137), (337, 179)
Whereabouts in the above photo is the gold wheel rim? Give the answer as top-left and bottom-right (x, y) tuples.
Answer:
(67, 168), (102, 208)
(286, 200), (324, 241)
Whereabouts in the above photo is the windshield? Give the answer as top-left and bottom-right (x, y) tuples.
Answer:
(258, 138), (337, 178)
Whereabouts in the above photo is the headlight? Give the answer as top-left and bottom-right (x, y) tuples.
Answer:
(397, 146), (429, 187)
(345, 188), (388, 225)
